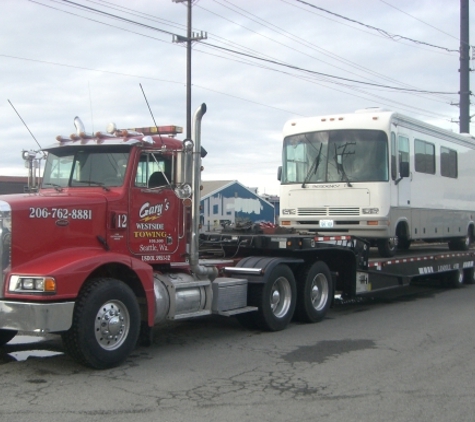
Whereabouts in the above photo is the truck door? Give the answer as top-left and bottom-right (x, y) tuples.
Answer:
(128, 151), (184, 264)
(397, 135), (411, 207)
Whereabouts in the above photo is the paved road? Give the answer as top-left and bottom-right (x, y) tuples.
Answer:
(1, 281), (474, 422)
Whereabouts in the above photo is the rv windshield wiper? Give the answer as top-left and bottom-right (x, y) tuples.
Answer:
(302, 143), (323, 188)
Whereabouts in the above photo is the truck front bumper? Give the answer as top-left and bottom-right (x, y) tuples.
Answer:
(0, 301), (75, 332)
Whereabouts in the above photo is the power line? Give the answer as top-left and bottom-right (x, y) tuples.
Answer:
(201, 42), (458, 95)
(293, 0), (459, 53)
(204, 0), (456, 104)
(378, 0), (460, 41)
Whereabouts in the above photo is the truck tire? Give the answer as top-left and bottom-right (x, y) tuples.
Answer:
(295, 261), (332, 323)
(0, 329), (17, 346)
(247, 264), (296, 332)
(61, 278), (140, 369)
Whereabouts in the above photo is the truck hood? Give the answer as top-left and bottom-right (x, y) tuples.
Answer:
(0, 192), (108, 268)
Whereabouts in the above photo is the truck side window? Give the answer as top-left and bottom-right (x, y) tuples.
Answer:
(135, 153), (172, 188)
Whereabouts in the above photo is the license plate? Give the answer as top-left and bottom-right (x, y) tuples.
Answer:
(320, 220), (334, 228)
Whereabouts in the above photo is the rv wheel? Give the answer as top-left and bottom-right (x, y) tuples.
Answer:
(377, 238), (396, 257)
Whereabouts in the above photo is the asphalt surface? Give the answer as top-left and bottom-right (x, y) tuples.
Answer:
(1, 280), (474, 422)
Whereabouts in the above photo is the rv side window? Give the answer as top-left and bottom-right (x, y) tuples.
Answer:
(414, 139), (435, 175)
(440, 147), (458, 178)
(391, 132), (397, 180)
(398, 135), (410, 169)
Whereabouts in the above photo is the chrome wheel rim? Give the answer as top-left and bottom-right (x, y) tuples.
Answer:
(94, 300), (130, 351)
(270, 277), (292, 318)
(310, 273), (329, 311)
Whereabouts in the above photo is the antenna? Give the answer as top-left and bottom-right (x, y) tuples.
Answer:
(139, 83), (158, 128)
(7, 100), (45, 192)
(139, 83), (163, 145)
(7, 99), (42, 150)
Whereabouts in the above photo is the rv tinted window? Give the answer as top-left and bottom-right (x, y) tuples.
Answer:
(440, 147), (457, 178)
(414, 139), (435, 175)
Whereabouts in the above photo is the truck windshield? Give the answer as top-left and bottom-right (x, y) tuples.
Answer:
(282, 129), (388, 184)
(42, 146), (130, 188)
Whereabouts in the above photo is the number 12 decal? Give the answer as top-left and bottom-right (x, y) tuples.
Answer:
(115, 213), (128, 229)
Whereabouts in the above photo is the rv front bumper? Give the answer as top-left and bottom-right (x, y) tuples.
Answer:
(0, 300), (75, 332)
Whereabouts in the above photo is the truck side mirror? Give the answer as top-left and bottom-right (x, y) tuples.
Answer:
(399, 161), (409, 178)
(277, 166), (282, 181)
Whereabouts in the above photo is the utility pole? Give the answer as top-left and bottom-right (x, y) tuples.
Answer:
(172, 0), (207, 140)
(459, 0), (471, 133)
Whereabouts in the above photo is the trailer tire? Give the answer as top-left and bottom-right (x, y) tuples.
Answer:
(0, 329), (17, 346)
(61, 278), (140, 369)
(248, 264), (296, 332)
(463, 267), (475, 284)
(446, 269), (464, 289)
(377, 238), (397, 257)
(295, 261), (332, 323)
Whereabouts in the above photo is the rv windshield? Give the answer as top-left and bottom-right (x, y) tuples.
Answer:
(282, 129), (388, 184)
(42, 146), (130, 189)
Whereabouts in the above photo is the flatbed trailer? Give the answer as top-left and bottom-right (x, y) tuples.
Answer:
(364, 245), (475, 292)
(200, 232), (475, 301)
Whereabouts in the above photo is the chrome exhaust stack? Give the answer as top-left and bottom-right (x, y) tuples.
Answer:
(189, 103), (217, 281)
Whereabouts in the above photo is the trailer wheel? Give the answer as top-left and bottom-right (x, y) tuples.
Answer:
(446, 269), (464, 288)
(463, 267), (475, 284)
(377, 238), (396, 257)
(0, 329), (17, 346)
(295, 261), (332, 323)
(248, 264), (296, 331)
(61, 278), (140, 369)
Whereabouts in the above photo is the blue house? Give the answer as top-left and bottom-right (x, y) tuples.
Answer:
(200, 180), (275, 232)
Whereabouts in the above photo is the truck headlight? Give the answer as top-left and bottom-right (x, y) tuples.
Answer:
(9, 275), (56, 294)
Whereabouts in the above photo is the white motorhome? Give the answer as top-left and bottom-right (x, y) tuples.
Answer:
(278, 108), (475, 257)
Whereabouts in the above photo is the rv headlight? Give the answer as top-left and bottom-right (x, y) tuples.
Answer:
(362, 208), (379, 214)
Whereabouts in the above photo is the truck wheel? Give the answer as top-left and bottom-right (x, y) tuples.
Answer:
(61, 278), (140, 369)
(0, 329), (17, 346)
(295, 261), (332, 323)
(250, 264), (296, 332)
(377, 238), (396, 257)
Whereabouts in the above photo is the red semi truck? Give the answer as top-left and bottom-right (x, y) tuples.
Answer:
(0, 104), (473, 368)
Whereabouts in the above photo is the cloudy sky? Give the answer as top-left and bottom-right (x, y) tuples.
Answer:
(0, 0), (473, 195)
